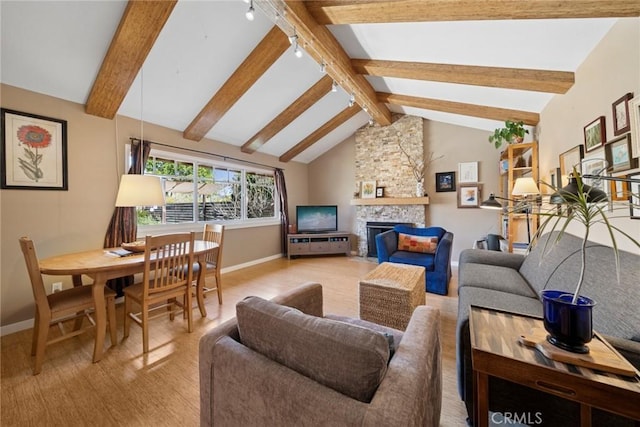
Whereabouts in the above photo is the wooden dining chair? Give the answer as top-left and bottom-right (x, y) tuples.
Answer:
(123, 232), (195, 353)
(19, 237), (117, 375)
(193, 223), (224, 317)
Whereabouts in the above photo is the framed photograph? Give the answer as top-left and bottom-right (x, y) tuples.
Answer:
(458, 161), (478, 183)
(1, 108), (68, 190)
(610, 179), (629, 202)
(581, 155), (608, 197)
(375, 187), (384, 198)
(605, 134), (636, 172)
(583, 116), (605, 152)
(361, 180), (376, 199)
(629, 173), (640, 219)
(435, 171), (456, 192)
(630, 95), (640, 157)
(612, 92), (633, 136)
(457, 183), (482, 208)
(559, 145), (584, 178)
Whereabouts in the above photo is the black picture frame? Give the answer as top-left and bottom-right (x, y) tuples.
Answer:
(375, 187), (384, 198)
(435, 171), (456, 192)
(1, 108), (68, 190)
(612, 92), (633, 136)
(605, 133), (637, 172)
(583, 116), (605, 152)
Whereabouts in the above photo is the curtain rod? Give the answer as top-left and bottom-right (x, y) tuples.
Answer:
(130, 138), (283, 171)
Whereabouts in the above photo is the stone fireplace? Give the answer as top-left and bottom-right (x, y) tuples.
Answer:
(354, 115), (427, 257)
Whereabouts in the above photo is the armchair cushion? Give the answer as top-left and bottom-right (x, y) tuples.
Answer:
(397, 233), (438, 254)
(236, 296), (390, 403)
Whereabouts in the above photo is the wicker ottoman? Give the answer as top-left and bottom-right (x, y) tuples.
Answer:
(359, 262), (426, 330)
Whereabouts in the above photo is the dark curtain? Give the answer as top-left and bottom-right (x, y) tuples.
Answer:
(103, 139), (151, 296)
(275, 169), (289, 255)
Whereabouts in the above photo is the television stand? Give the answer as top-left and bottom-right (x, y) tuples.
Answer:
(287, 232), (351, 260)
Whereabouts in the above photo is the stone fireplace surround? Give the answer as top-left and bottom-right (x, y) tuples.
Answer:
(355, 115), (427, 257)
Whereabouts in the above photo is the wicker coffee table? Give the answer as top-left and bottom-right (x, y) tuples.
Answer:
(359, 262), (425, 330)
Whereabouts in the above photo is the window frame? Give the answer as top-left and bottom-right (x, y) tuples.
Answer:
(124, 144), (280, 236)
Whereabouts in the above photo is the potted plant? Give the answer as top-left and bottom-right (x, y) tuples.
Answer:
(488, 120), (529, 149)
(531, 169), (640, 353)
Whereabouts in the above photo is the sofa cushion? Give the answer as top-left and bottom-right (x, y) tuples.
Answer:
(458, 263), (538, 298)
(236, 296), (390, 403)
(397, 233), (438, 254)
(389, 252), (435, 270)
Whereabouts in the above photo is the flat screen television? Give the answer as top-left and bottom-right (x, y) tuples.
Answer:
(296, 205), (338, 233)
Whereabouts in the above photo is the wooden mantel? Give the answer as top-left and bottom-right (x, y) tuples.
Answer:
(350, 197), (429, 206)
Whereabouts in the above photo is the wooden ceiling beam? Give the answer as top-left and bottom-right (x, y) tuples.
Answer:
(378, 92), (539, 125)
(307, 1), (640, 24)
(183, 26), (289, 141)
(282, 1), (391, 126)
(242, 75), (333, 154)
(279, 105), (361, 162)
(85, 0), (177, 119)
(352, 59), (574, 94)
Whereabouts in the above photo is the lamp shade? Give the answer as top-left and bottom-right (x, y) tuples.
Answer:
(512, 177), (540, 196)
(549, 175), (608, 204)
(115, 175), (165, 207)
(480, 194), (503, 210)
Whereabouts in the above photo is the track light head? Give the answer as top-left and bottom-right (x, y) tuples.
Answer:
(320, 62), (326, 73)
(288, 34), (297, 45)
(331, 80), (338, 93)
(348, 93), (355, 107)
(245, 5), (255, 20)
(294, 41), (303, 58)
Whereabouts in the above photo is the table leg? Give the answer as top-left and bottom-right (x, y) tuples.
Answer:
(196, 260), (207, 318)
(475, 371), (489, 427)
(92, 273), (107, 363)
(72, 274), (85, 331)
(580, 404), (592, 427)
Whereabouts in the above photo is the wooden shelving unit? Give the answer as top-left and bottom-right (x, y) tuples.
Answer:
(350, 197), (430, 206)
(499, 141), (539, 252)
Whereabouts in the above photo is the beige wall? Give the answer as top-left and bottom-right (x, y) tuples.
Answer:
(308, 119), (500, 262)
(539, 18), (640, 253)
(0, 84), (308, 326)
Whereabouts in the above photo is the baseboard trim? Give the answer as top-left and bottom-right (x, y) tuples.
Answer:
(1, 319), (34, 337)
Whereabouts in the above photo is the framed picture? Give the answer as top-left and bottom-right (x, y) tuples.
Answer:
(375, 187), (384, 198)
(361, 180), (376, 199)
(629, 173), (640, 219)
(559, 145), (584, 178)
(1, 108), (68, 190)
(457, 183), (481, 208)
(580, 155), (608, 197)
(583, 116), (605, 152)
(612, 92), (633, 136)
(458, 161), (478, 183)
(630, 95), (640, 156)
(605, 134), (636, 172)
(610, 179), (628, 202)
(435, 171), (456, 192)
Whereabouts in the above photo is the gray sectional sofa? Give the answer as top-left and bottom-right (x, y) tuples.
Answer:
(457, 231), (640, 425)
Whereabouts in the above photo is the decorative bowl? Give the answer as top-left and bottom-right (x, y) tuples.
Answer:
(121, 240), (146, 252)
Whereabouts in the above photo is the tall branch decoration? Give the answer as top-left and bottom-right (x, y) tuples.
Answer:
(398, 137), (443, 196)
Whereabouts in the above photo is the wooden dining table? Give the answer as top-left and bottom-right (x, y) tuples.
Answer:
(38, 240), (218, 363)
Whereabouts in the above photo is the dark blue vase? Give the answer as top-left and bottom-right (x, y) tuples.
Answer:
(541, 290), (596, 354)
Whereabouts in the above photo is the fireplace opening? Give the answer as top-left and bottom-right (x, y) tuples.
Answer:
(366, 222), (413, 258)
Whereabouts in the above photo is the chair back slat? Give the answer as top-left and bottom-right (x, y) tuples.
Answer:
(143, 233), (195, 298)
(19, 237), (49, 312)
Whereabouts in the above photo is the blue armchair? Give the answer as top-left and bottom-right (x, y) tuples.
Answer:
(376, 226), (453, 295)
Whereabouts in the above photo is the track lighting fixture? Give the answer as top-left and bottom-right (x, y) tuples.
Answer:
(348, 93), (355, 107)
(245, 3), (255, 20)
(288, 34), (297, 45)
(320, 62), (326, 74)
(294, 40), (303, 58)
(331, 80), (338, 93)
(369, 118), (375, 126)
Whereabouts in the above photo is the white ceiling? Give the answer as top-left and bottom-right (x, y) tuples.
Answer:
(0, 1), (620, 163)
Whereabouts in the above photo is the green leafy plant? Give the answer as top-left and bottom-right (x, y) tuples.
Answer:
(531, 169), (640, 304)
(488, 120), (529, 149)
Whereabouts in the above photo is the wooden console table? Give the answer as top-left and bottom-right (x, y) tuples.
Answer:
(287, 232), (350, 259)
(469, 306), (640, 426)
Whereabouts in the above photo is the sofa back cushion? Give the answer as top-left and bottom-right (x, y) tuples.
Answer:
(397, 233), (438, 253)
(394, 225), (446, 240)
(236, 296), (390, 402)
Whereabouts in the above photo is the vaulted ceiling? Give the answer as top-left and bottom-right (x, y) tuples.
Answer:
(2, 1), (638, 163)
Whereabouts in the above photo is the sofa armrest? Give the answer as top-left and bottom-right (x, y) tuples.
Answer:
(459, 248), (525, 270)
(376, 230), (398, 263)
(434, 232), (453, 273)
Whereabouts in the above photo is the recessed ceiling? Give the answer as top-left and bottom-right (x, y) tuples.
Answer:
(1, 1), (627, 163)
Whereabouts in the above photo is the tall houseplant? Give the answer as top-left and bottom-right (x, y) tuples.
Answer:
(531, 169), (640, 352)
(488, 120), (529, 149)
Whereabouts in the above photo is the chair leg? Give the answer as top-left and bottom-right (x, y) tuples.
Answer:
(106, 295), (117, 347)
(31, 310), (40, 356)
(123, 296), (131, 339)
(215, 271), (223, 304)
(33, 313), (51, 375)
(186, 289), (193, 333)
(142, 303), (149, 353)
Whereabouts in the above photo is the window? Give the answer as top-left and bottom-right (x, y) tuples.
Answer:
(132, 146), (277, 227)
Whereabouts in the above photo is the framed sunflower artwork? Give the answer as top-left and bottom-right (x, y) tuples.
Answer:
(1, 108), (68, 190)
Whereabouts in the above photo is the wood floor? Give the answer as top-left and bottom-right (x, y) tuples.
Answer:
(1, 256), (468, 426)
